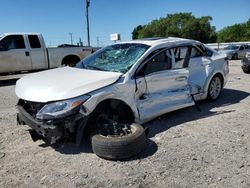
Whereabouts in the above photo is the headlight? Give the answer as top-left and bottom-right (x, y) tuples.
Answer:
(36, 95), (90, 120)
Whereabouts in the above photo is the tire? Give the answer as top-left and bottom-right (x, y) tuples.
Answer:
(207, 75), (223, 101)
(242, 66), (250, 74)
(91, 123), (147, 160)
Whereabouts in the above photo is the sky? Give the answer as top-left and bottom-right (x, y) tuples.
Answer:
(0, 0), (249, 47)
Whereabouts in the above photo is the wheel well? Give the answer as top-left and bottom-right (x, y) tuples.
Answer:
(85, 99), (135, 131)
(213, 73), (224, 87)
(61, 55), (81, 66)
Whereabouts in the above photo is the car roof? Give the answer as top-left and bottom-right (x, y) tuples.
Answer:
(117, 37), (199, 47)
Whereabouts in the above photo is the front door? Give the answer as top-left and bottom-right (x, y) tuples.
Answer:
(135, 47), (194, 122)
(0, 35), (32, 73)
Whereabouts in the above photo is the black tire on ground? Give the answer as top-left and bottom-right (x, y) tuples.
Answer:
(207, 75), (223, 101)
(242, 66), (250, 74)
(91, 123), (147, 160)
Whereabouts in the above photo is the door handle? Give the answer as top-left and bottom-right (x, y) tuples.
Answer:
(25, 51), (30, 56)
(175, 76), (187, 81)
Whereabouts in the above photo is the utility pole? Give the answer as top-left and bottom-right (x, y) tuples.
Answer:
(86, 0), (90, 46)
(97, 36), (99, 47)
(69, 33), (73, 45)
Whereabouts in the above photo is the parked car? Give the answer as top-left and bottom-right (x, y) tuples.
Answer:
(16, 37), (229, 159)
(220, 44), (250, 60)
(0, 33), (95, 74)
(242, 52), (250, 73)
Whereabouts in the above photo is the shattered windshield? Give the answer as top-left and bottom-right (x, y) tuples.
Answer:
(76, 43), (149, 73)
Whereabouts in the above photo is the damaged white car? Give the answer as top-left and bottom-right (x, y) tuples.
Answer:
(16, 38), (229, 159)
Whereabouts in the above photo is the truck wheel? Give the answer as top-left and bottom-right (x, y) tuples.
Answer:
(207, 75), (222, 101)
(91, 123), (147, 160)
(242, 66), (250, 73)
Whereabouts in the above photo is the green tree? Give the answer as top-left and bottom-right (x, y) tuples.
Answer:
(217, 19), (250, 42)
(131, 12), (217, 43)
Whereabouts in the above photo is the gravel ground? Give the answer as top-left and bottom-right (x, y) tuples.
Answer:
(0, 61), (250, 188)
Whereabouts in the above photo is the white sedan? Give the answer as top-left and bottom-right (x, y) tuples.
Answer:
(16, 37), (229, 159)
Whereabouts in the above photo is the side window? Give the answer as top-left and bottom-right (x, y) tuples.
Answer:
(205, 47), (213, 57)
(172, 46), (188, 69)
(139, 49), (172, 76)
(28, 35), (41, 48)
(190, 47), (203, 58)
(1, 35), (25, 50)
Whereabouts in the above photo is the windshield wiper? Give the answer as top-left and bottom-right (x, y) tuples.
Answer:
(87, 65), (106, 71)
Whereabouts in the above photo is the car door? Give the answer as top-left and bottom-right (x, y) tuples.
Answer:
(27, 34), (47, 70)
(0, 35), (32, 73)
(187, 45), (214, 95)
(238, 45), (245, 59)
(135, 47), (194, 122)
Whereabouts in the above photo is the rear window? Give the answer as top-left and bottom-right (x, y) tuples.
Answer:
(28, 35), (41, 48)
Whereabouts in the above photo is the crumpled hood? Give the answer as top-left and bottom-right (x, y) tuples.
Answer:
(15, 67), (122, 102)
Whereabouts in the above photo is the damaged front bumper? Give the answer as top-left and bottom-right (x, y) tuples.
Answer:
(17, 103), (88, 145)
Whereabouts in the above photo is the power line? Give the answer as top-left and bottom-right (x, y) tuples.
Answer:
(69, 33), (73, 44)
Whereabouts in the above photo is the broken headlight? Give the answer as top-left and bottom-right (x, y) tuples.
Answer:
(36, 95), (90, 120)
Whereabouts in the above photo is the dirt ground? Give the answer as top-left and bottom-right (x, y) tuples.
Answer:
(0, 61), (250, 188)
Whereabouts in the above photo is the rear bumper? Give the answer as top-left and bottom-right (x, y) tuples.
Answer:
(17, 105), (87, 144)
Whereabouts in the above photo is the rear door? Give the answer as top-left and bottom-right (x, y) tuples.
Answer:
(135, 46), (194, 122)
(27, 34), (47, 70)
(187, 45), (212, 94)
(0, 34), (32, 73)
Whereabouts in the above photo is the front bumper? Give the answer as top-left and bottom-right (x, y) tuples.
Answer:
(17, 105), (87, 145)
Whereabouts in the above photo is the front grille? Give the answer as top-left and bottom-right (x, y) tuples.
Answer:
(18, 99), (45, 118)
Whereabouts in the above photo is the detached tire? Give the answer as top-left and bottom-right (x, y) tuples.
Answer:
(91, 123), (147, 160)
(242, 66), (250, 74)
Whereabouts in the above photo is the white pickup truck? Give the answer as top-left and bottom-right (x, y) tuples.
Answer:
(0, 33), (94, 74)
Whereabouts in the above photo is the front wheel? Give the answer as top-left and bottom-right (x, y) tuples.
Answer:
(207, 75), (222, 101)
(91, 123), (147, 160)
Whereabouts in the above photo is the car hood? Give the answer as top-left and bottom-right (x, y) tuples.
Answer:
(15, 67), (122, 102)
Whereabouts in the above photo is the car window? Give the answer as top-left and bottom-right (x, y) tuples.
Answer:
(172, 46), (189, 69)
(76, 43), (149, 73)
(190, 47), (203, 58)
(142, 50), (172, 75)
(224, 45), (239, 50)
(0, 35), (25, 50)
(239, 46), (244, 50)
(28, 35), (41, 48)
